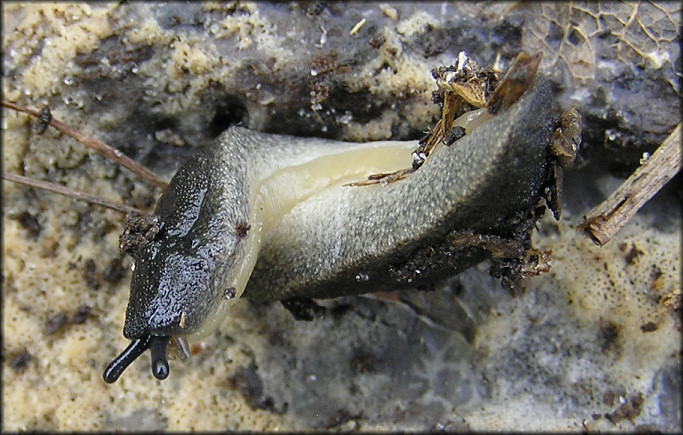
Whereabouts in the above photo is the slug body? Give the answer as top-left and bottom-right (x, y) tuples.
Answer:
(106, 77), (557, 381)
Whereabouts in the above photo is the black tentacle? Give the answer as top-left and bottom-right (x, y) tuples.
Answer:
(103, 335), (152, 383)
(149, 335), (171, 380)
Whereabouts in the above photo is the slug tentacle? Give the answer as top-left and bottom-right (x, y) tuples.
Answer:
(103, 334), (171, 381)
(103, 335), (152, 383)
(149, 335), (171, 380)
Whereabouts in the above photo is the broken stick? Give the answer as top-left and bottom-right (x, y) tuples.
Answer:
(2, 101), (168, 190)
(1, 173), (144, 215)
(578, 124), (681, 246)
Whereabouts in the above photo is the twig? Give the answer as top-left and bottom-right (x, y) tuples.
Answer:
(2, 101), (169, 190)
(578, 123), (681, 245)
(2, 172), (145, 215)
(349, 18), (366, 35)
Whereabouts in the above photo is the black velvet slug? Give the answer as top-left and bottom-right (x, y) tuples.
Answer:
(103, 74), (558, 382)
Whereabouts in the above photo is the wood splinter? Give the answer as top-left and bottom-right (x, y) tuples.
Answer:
(578, 124), (681, 246)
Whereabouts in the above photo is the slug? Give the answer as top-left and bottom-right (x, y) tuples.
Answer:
(103, 75), (557, 382)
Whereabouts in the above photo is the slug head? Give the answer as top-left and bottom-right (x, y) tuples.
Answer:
(104, 237), (219, 383)
(105, 153), (242, 382)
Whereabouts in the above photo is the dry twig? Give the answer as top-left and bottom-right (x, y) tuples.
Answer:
(578, 124), (681, 245)
(2, 101), (168, 189)
(1, 172), (144, 215)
